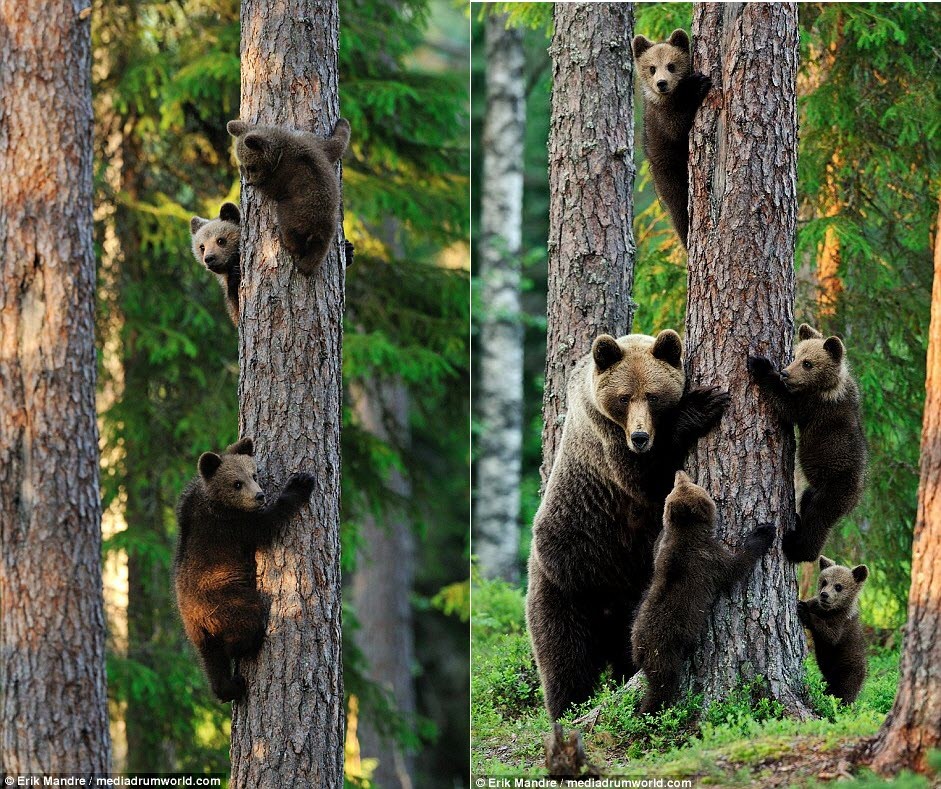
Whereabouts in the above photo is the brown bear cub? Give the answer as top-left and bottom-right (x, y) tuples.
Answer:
(190, 202), (241, 325)
(174, 437), (315, 702)
(226, 118), (350, 274)
(631, 472), (775, 714)
(798, 556), (868, 704)
(632, 29), (711, 248)
(748, 324), (866, 563)
(527, 331), (731, 720)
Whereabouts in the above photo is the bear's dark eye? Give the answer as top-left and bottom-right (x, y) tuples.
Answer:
(835, 584), (843, 592)
(667, 63), (676, 73)
(649, 66), (655, 75)
(234, 481), (242, 490)
(820, 580), (827, 588)
(802, 360), (813, 370)
(218, 238), (226, 246)
(618, 395), (630, 405)
(252, 473), (257, 481)
(199, 244), (205, 253)
(647, 394), (659, 404)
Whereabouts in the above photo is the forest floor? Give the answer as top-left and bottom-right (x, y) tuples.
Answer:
(472, 577), (937, 788)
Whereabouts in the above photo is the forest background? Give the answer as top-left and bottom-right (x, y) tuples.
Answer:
(92, 0), (469, 785)
(471, 1), (940, 777)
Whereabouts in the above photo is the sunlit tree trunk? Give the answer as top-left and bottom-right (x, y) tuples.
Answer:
(684, 2), (809, 716)
(350, 381), (416, 789)
(230, 0), (348, 784)
(0, 0), (111, 771)
(475, 12), (525, 582)
(867, 197), (941, 775)
(541, 2), (636, 481)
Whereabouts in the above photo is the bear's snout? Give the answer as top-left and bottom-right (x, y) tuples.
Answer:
(254, 491), (266, 504)
(657, 80), (669, 92)
(630, 430), (650, 451)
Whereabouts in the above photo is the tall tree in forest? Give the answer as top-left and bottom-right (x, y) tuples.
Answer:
(541, 2), (636, 480)
(475, 12), (526, 582)
(683, 2), (808, 715)
(0, 0), (111, 771)
(230, 0), (347, 784)
(867, 198), (941, 775)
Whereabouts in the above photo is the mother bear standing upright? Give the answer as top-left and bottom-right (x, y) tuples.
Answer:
(527, 330), (729, 719)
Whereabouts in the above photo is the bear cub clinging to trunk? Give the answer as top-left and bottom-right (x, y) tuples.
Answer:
(798, 556), (869, 704)
(631, 471), (775, 714)
(748, 324), (866, 563)
(190, 202), (241, 325)
(227, 118), (350, 275)
(173, 437), (315, 702)
(632, 29), (712, 249)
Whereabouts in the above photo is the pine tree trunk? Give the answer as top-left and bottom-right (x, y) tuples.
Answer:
(230, 1), (347, 785)
(867, 197), (941, 775)
(475, 12), (525, 582)
(0, 1), (111, 772)
(541, 2), (636, 482)
(684, 2), (809, 716)
(350, 382), (416, 789)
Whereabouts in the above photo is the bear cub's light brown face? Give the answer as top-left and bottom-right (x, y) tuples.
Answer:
(815, 556), (868, 613)
(591, 331), (685, 454)
(198, 437), (266, 511)
(780, 323), (847, 397)
(632, 29), (692, 104)
(191, 203), (240, 274)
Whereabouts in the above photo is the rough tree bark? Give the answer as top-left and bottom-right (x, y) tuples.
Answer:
(475, 12), (526, 582)
(684, 2), (809, 716)
(350, 381), (416, 789)
(866, 197), (941, 775)
(541, 2), (636, 482)
(230, 1), (348, 785)
(0, 0), (112, 772)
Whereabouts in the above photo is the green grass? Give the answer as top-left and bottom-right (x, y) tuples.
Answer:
(471, 575), (912, 784)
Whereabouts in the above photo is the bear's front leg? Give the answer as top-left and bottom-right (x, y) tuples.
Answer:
(670, 384), (730, 457)
(748, 354), (799, 424)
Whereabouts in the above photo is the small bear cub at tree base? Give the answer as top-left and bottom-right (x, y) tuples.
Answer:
(798, 556), (868, 704)
(748, 324), (866, 564)
(173, 437), (315, 702)
(631, 471), (774, 715)
(632, 29), (711, 249)
(226, 118), (350, 275)
(190, 202), (241, 325)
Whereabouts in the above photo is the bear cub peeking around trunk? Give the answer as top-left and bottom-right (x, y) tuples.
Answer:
(173, 437), (315, 702)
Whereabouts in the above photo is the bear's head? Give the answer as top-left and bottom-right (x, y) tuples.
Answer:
(197, 437), (266, 511)
(591, 330), (686, 454)
(190, 202), (240, 274)
(227, 120), (284, 186)
(816, 556), (868, 613)
(632, 29), (692, 104)
(663, 470), (715, 532)
(780, 323), (848, 399)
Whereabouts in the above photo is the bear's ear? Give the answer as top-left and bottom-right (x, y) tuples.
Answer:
(219, 202), (240, 224)
(190, 216), (208, 235)
(674, 470), (692, 487)
(632, 35), (653, 60)
(592, 334), (623, 372)
(668, 29), (690, 52)
(852, 564), (869, 584)
(818, 555), (835, 570)
(228, 437), (254, 456)
(227, 120), (249, 137)
(243, 132), (267, 151)
(652, 329), (683, 369)
(198, 452), (223, 479)
(823, 336), (845, 363)
(798, 323), (823, 341)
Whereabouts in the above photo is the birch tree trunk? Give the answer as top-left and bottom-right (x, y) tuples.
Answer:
(0, 0), (112, 771)
(350, 381), (416, 789)
(541, 2), (636, 482)
(684, 2), (809, 716)
(230, 1), (348, 785)
(867, 197), (941, 775)
(475, 13), (525, 582)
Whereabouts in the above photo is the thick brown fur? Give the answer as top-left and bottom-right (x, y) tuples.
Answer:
(798, 556), (868, 704)
(226, 118), (350, 274)
(748, 324), (867, 563)
(631, 472), (775, 714)
(173, 437), (315, 702)
(190, 202), (241, 325)
(527, 331), (731, 720)
(632, 29), (711, 248)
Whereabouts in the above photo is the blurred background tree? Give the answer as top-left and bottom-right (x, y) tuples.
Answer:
(92, 0), (468, 784)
